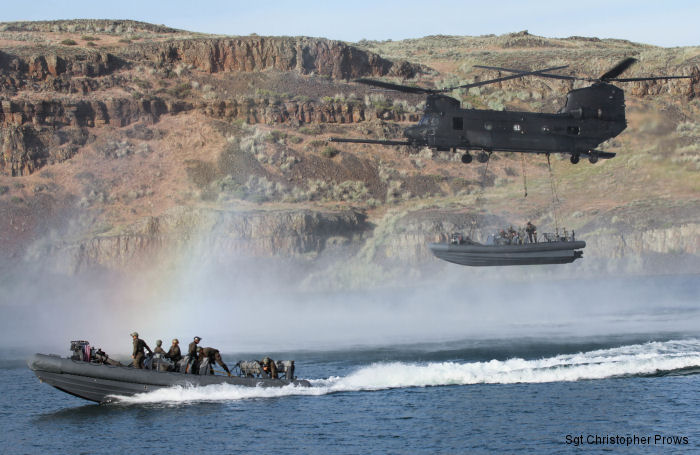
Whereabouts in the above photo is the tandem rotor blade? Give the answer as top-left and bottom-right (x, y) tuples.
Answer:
(608, 75), (694, 82)
(474, 64), (582, 81)
(354, 65), (569, 95)
(475, 59), (694, 83)
(328, 137), (413, 146)
(443, 65), (569, 91)
(599, 57), (638, 81)
(353, 78), (435, 94)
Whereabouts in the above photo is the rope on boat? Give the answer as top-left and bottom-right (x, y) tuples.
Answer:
(546, 153), (561, 235)
(468, 157), (490, 238)
(520, 154), (528, 198)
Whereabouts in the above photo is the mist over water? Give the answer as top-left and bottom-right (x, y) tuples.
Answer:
(1, 205), (698, 357)
(1, 246), (698, 357)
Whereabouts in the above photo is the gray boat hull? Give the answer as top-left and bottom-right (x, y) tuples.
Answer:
(429, 240), (586, 266)
(29, 354), (311, 403)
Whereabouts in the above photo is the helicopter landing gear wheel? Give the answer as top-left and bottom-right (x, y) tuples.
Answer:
(588, 152), (599, 164)
(570, 154), (580, 164)
(477, 151), (490, 163)
(461, 153), (472, 164)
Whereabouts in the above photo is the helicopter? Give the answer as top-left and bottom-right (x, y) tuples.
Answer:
(329, 58), (692, 164)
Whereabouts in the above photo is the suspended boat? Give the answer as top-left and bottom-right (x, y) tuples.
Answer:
(429, 233), (585, 266)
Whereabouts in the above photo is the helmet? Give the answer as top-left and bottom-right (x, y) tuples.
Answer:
(194, 336), (201, 342)
(156, 339), (162, 346)
(130, 332), (139, 337)
(172, 338), (179, 344)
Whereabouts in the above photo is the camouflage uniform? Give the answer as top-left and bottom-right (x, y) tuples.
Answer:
(153, 340), (166, 355)
(199, 347), (230, 375)
(166, 342), (182, 363)
(526, 222), (537, 243)
(131, 335), (152, 369)
(261, 356), (278, 379)
(187, 338), (201, 374)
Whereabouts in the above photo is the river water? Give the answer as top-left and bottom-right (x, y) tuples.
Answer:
(2, 275), (699, 454)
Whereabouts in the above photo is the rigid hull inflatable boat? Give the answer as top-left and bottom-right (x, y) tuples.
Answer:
(29, 349), (310, 404)
(429, 236), (585, 266)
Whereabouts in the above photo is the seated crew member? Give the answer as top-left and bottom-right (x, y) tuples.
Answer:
(131, 332), (152, 369)
(93, 348), (122, 366)
(198, 347), (231, 376)
(165, 338), (182, 363)
(153, 339), (166, 355)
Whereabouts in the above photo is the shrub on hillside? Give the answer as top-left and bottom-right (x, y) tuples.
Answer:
(321, 146), (339, 158)
(185, 159), (218, 189)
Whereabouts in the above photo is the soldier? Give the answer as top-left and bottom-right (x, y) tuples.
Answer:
(153, 340), (166, 355)
(507, 226), (517, 244)
(187, 336), (201, 374)
(198, 347), (231, 376)
(165, 338), (182, 363)
(526, 222), (537, 243)
(261, 356), (278, 379)
(93, 348), (122, 366)
(131, 332), (152, 369)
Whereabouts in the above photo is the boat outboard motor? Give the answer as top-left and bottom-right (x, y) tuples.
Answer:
(70, 340), (91, 362)
(153, 355), (172, 372)
(238, 360), (263, 377)
(144, 353), (172, 372)
(198, 357), (212, 375)
(278, 360), (295, 380)
(179, 355), (200, 374)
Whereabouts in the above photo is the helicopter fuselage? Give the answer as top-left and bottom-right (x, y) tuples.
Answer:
(406, 84), (626, 162)
(329, 60), (691, 164)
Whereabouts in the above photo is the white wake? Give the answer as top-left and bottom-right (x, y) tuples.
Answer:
(114, 338), (700, 404)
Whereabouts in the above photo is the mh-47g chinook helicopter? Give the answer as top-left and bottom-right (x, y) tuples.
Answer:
(330, 58), (692, 164)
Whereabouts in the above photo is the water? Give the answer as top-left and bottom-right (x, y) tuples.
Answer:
(3, 336), (700, 454)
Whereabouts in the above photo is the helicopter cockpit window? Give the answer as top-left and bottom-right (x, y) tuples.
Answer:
(513, 124), (521, 132)
(484, 122), (493, 131)
(567, 126), (580, 135)
(452, 117), (463, 130)
(419, 115), (440, 127)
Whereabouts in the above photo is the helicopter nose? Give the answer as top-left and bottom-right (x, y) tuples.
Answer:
(404, 126), (423, 140)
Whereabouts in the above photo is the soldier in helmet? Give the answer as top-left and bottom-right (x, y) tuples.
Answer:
(526, 221), (537, 243)
(261, 356), (278, 379)
(198, 346), (231, 376)
(131, 332), (152, 369)
(153, 339), (166, 355)
(187, 336), (202, 374)
(165, 338), (182, 363)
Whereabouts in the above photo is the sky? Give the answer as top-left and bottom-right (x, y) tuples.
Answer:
(2, 0), (699, 47)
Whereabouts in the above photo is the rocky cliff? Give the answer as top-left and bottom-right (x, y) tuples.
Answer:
(0, 21), (698, 289)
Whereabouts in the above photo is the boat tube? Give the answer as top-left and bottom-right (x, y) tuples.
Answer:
(29, 344), (311, 403)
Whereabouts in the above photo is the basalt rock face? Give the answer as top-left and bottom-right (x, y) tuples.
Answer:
(30, 206), (697, 282)
(29, 207), (370, 273)
(0, 35), (424, 176)
(0, 97), (189, 128)
(200, 98), (419, 125)
(127, 37), (422, 79)
(0, 95), (415, 175)
(0, 97), (191, 175)
(0, 48), (121, 90)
